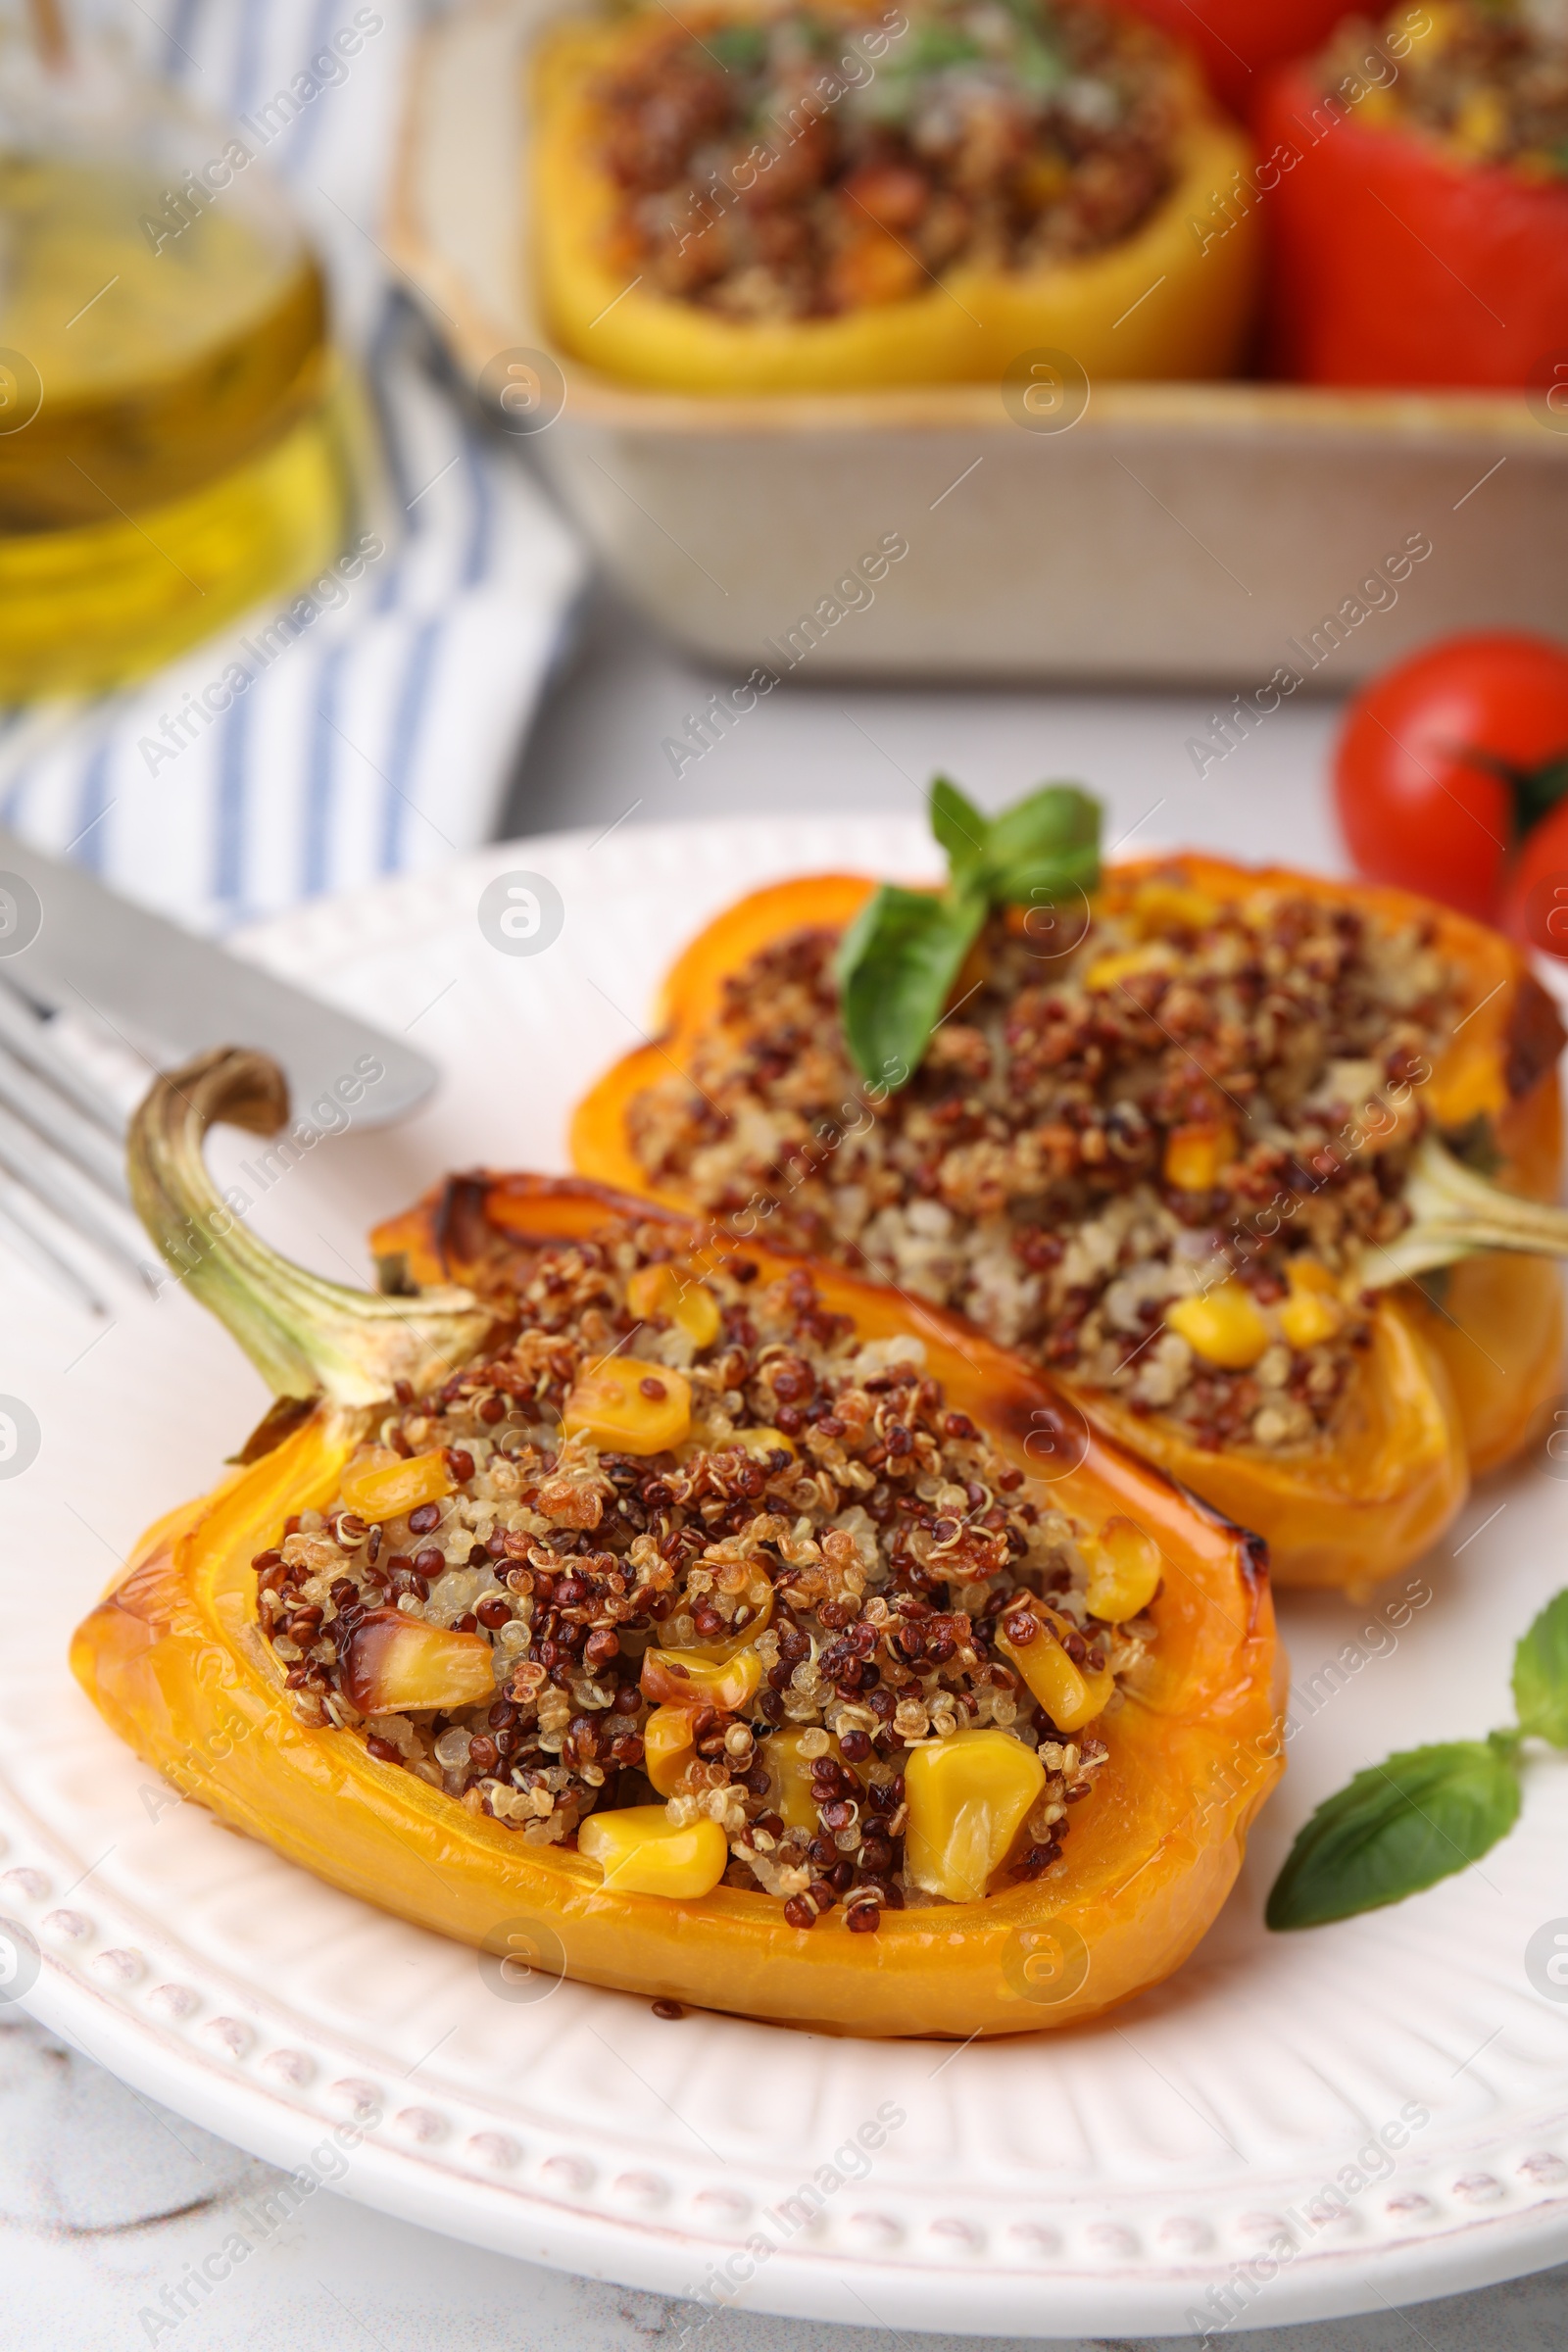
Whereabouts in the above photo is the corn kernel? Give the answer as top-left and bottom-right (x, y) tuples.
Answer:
(1453, 88), (1504, 157)
(625, 1261), (721, 1348)
(340, 1613), (494, 1714)
(642, 1644), (763, 1713)
(905, 1729), (1047, 1903)
(1131, 879), (1220, 937)
(642, 1704), (699, 1796)
(760, 1727), (856, 1833)
(563, 1355), (692, 1454)
(1278, 1260), (1344, 1351)
(728, 1426), (796, 1459)
(1084, 1515), (1162, 1622)
(995, 1603), (1114, 1731)
(1162, 1121), (1235, 1193)
(1407, 0), (1454, 52)
(1083, 946), (1169, 994)
(577, 1805), (729, 1897)
(1165, 1282), (1270, 1369)
(339, 1448), (454, 1522)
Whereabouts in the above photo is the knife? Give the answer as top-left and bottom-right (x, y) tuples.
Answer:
(0, 827), (438, 1130)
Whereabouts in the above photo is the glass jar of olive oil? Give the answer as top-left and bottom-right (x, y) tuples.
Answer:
(0, 33), (349, 700)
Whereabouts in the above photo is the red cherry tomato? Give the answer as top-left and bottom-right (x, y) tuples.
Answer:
(1507, 800), (1568, 960)
(1120, 0), (1352, 118)
(1333, 633), (1568, 926)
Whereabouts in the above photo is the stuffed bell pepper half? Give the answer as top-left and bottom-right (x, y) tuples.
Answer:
(1258, 0), (1568, 389)
(533, 0), (1260, 391)
(71, 1047), (1282, 2037)
(572, 785), (1568, 1596)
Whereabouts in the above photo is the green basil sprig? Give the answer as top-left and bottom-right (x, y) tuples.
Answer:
(1267, 1590), (1568, 1930)
(835, 777), (1101, 1090)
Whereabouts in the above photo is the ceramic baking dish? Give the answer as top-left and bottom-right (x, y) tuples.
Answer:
(388, 0), (1568, 687)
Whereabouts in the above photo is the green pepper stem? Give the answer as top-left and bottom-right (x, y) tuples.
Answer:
(1362, 1132), (1568, 1289)
(128, 1048), (497, 1406)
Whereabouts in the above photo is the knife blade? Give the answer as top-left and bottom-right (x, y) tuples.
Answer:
(0, 828), (438, 1130)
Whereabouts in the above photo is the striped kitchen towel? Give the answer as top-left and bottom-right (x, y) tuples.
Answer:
(0, 0), (586, 934)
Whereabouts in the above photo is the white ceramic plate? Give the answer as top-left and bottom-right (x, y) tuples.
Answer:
(5, 815), (1568, 2340)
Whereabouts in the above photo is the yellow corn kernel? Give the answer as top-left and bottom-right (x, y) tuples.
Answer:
(1084, 1515), (1163, 1622)
(728, 1425), (796, 1460)
(642, 1704), (699, 1796)
(1131, 879), (1220, 937)
(674, 1423), (796, 1471)
(1162, 1120), (1235, 1193)
(905, 1728), (1047, 1903)
(563, 1355), (692, 1454)
(577, 1805), (729, 1897)
(759, 1727), (857, 1834)
(1452, 88), (1504, 158)
(1083, 945), (1170, 994)
(1278, 1260), (1344, 1352)
(1407, 1), (1455, 53)
(340, 1614), (494, 1714)
(625, 1261), (721, 1348)
(995, 1603), (1114, 1732)
(1165, 1282), (1270, 1370)
(339, 1448), (454, 1522)
(642, 1643), (763, 1713)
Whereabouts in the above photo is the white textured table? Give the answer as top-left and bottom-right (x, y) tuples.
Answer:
(18, 588), (1566, 2349)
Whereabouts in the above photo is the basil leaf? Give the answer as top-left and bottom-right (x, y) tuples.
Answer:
(928, 776), (988, 896)
(1514, 1590), (1568, 1748)
(978, 783), (1101, 906)
(1265, 1740), (1521, 1930)
(705, 22), (766, 73)
(906, 24), (984, 70)
(836, 885), (984, 1092)
(1513, 750), (1568, 836)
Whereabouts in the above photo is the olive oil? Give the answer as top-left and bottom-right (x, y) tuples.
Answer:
(0, 150), (346, 699)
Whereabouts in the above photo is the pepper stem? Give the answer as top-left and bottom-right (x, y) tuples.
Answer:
(128, 1048), (497, 1406)
(1362, 1131), (1568, 1289)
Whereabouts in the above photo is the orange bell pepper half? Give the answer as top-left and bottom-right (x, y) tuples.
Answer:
(570, 854), (1567, 1597)
(71, 1048), (1284, 2039)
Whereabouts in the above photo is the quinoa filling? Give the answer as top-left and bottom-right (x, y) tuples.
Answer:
(597, 0), (1184, 320)
(254, 1233), (1152, 1925)
(1327, 1), (1568, 175)
(624, 871), (1461, 1454)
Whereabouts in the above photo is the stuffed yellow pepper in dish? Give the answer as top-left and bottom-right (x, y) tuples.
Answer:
(532, 0), (1260, 391)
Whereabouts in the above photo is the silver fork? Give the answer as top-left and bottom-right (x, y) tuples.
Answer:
(0, 972), (155, 1315)
(0, 829), (441, 1317)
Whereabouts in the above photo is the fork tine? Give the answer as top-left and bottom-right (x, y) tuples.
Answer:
(0, 1100), (150, 1284)
(0, 1028), (128, 1198)
(0, 975), (131, 1138)
(0, 1191), (111, 1317)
